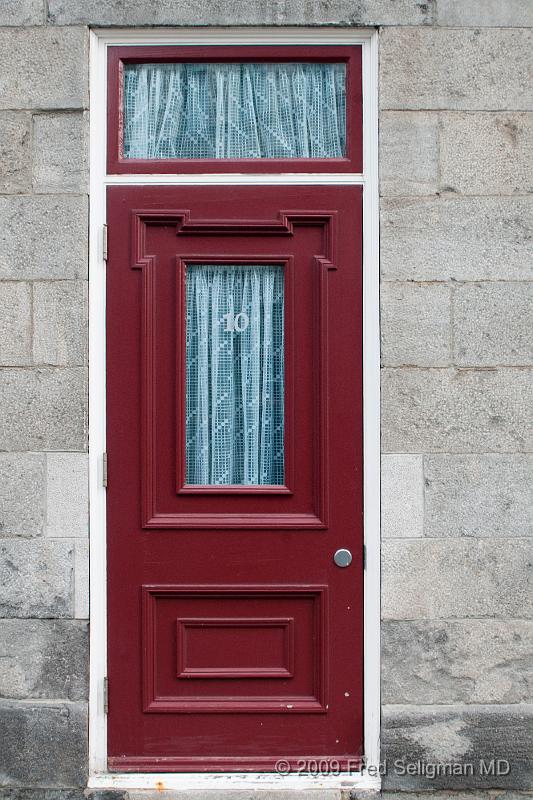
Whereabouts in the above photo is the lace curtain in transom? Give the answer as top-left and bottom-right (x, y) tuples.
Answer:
(185, 265), (284, 486)
(123, 62), (346, 159)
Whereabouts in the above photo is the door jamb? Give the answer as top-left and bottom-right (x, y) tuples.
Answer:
(88, 25), (380, 792)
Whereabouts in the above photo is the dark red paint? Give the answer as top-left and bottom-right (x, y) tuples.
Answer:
(106, 185), (363, 771)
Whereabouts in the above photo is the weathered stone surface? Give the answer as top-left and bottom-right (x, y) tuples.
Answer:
(381, 794), (533, 800)
(453, 283), (533, 367)
(437, 0), (533, 27)
(0, 700), (87, 787)
(33, 281), (87, 366)
(0, 28), (88, 111)
(379, 112), (438, 196)
(381, 197), (533, 281)
(32, 113), (88, 194)
(382, 455), (423, 539)
(118, 0), (435, 27)
(0, 369), (86, 451)
(0, 791), (86, 800)
(381, 283), (451, 367)
(380, 28), (533, 111)
(440, 113), (533, 196)
(46, 454), (88, 538)
(0, 539), (73, 618)
(424, 454), (533, 538)
(0, 453), (45, 538)
(0, 282), (32, 365)
(74, 539), (88, 620)
(382, 704), (533, 789)
(382, 368), (533, 453)
(0, 0), (43, 26)
(382, 620), (533, 704)
(0, 196), (88, 280)
(0, 112), (31, 193)
(48, 0), (123, 24)
(382, 538), (533, 619)
(0, 620), (88, 700)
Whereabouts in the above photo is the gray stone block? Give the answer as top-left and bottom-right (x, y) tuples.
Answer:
(0, 368), (86, 451)
(382, 619), (533, 704)
(381, 795), (528, 800)
(380, 28), (533, 111)
(0, 620), (88, 700)
(82, 794), (124, 800)
(437, 0), (533, 26)
(379, 112), (438, 197)
(440, 112), (533, 196)
(48, 0), (123, 24)
(0, 112), (31, 193)
(0, 453), (45, 538)
(0, 700), (87, 787)
(381, 283), (451, 367)
(0, 282), (32, 366)
(424, 454), (533, 539)
(0, 0), (43, 25)
(453, 283), (533, 367)
(33, 281), (87, 366)
(382, 704), (533, 789)
(0, 28), (88, 111)
(382, 538), (533, 619)
(0, 539), (73, 618)
(381, 196), (533, 281)
(382, 368), (533, 453)
(46, 454), (88, 538)
(0, 791), (86, 800)
(32, 113), (88, 194)
(119, 0), (435, 27)
(381, 795), (533, 800)
(74, 539), (88, 620)
(0, 196), (88, 280)
(382, 454), (424, 539)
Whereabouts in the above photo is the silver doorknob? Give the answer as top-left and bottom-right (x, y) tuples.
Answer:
(333, 548), (352, 567)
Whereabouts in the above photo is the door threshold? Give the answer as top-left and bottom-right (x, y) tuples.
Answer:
(88, 771), (382, 792)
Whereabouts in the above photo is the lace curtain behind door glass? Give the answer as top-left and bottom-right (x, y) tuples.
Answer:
(123, 62), (346, 159)
(185, 265), (284, 485)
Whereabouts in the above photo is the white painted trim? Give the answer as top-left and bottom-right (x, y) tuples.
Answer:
(361, 27), (381, 780)
(93, 25), (376, 45)
(88, 771), (381, 791)
(88, 26), (380, 791)
(88, 28), (108, 776)
(104, 173), (366, 185)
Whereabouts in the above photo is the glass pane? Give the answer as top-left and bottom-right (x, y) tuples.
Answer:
(185, 265), (284, 485)
(123, 62), (346, 160)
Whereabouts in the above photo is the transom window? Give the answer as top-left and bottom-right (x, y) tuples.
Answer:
(107, 45), (362, 173)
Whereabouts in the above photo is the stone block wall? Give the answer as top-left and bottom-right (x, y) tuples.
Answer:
(379, 15), (533, 793)
(0, 13), (89, 794)
(0, 1), (531, 797)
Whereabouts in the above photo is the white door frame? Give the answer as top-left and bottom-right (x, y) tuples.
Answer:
(88, 26), (380, 792)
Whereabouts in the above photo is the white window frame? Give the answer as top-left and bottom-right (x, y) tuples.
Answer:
(88, 26), (380, 792)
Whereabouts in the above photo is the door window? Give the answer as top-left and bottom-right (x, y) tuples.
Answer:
(123, 62), (346, 160)
(185, 263), (284, 486)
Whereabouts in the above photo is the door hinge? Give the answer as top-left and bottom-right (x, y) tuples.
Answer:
(363, 544), (367, 570)
(103, 676), (109, 714)
(102, 452), (108, 488)
(102, 224), (108, 261)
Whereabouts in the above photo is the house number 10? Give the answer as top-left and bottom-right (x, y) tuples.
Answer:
(223, 311), (249, 332)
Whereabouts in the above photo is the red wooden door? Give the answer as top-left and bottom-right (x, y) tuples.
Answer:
(106, 184), (363, 772)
